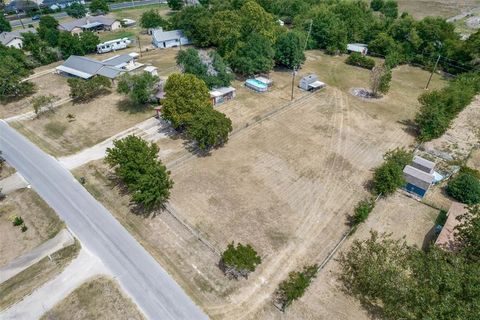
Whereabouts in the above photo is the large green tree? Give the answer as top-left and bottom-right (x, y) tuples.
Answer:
(140, 9), (168, 29)
(167, 0), (183, 11)
(372, 148), (413, 195)
(229, 33), (274, 75)
(0, 52), (34, 100)
(68, 76), (112, 102)
(117, 72), (159, 106)
(161, 73), (212, 129)
(0, 11), (12, 32)
(105, 135), (173, 210)
(89, 0), (109, 14)
(274, 31), (306, 69)
(220, 242), (261, 279)
(65, 2), (87, 18)
(186, 108), (232, 151)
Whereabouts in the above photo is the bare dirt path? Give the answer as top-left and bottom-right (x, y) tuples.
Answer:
(0, 248), (108, 320)
(0, 172), (28, 194)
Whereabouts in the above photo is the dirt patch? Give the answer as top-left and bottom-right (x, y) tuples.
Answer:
(0, 241), (80, 310)
(467, 148), (480, 170)
(41, 276), (144, 320)
(0, 189), (64, 267)
(423, 95), (480, 160)
(0, 163), (16, 180)
(397, 0), (480, 19)
(10, 92), (154, 157)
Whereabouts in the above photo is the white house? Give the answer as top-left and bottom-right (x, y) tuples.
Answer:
(0, 28), (36, 49)
(152, 29), (190, 49)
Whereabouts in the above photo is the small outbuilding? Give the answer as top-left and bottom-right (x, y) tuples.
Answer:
(210, 87), (236, 106)
(347, 43), (368, 55)
(403, 155), (436, 198)
(152, 29), (190, 49)
(299, 74), (326, 91)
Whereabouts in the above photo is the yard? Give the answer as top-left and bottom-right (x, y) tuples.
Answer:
(258, 192), (438, 320)
(0, 72), (70, 119)
(0, 188), (64, 267)
(0, 241), (80, 310)
(40, 276), (144, 320)
(72, 51), (445, 319)
(10, 91), (155, 157)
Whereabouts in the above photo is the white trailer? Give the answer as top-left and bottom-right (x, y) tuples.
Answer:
(97, 38), (132, 54)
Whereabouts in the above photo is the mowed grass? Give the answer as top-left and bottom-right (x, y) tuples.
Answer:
(71, 51), (446, 319)
(0, 241), (80, 310)
(112, 3), (169, 21)
(99, 30), (136, 42)
(41, 276), (144, 320)
(0, 189), (65, 267)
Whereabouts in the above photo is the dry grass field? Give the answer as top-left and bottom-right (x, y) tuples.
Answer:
(72, 51), (445, 319)
(0, 189), (64, 267)
(10, 92), (154, 157)
(0, 73), (70, 119)
(0, 241), (80, 310)
(467, 148), (480, 170)
(258, 192), (438, 320)
(41, 276), (144, 320)
(397, 0), (480, 19)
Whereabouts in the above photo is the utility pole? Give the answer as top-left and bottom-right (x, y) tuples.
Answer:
(291, 19), (313, 101)
(425, 55), (441, 90)
(137, 35), (142, 57)
(15, 10), (25, 29)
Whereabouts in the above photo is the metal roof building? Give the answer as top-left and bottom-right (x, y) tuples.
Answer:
(412, 156), (435, 174)
(403, 165), (435, 198)
(152, 29), (190, 49)
(56, 53), (140, 79)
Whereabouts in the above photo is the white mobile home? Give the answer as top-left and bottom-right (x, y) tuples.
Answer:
(97, 38), (132, 54)
(347, 43), (368, 55)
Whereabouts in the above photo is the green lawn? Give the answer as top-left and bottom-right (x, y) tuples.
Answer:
(99, 30), (136, 41)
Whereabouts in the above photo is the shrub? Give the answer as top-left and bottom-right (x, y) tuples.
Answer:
(352, 198), (375, 225)
(346, 52), (375, 70)
(446, 173), (480, 205)
(220, 242), (261, 279)
(21, 225), (28, 232)
(372, 148), (413, 196)
(275, 264), (318, 310)
(13, 216), (24, 226)
(68, 76), (112, 102)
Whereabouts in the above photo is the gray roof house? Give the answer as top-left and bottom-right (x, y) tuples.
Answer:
(56, 53), (141, 79)
(0, 28), (37, 49)
(58, 16), (121, 34)
(152, 29), (190, 49)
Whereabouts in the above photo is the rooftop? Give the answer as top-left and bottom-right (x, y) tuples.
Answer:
(56, 54), (136, 79)
(403, 165), (435, 184)
(413, 156), (435, 171)
(0, 28), (36, 46)
(59, 16), (117, 32)
(152, 29), (186, 42)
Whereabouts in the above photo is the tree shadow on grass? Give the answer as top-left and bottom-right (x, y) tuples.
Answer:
(116, 98), (152, 114)
(398, 119), (419, 138)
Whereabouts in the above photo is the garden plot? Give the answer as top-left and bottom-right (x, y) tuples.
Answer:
(0, 188), (64, 267)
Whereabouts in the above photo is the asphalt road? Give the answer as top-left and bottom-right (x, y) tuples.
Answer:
(0, 121), (208, 320)
(9, 0), (166, 28)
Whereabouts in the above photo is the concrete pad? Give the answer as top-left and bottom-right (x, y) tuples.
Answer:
(0, 172), (28, 195)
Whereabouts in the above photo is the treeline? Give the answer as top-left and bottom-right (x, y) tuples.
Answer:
(172, 0), (479, 74)
(0, 14), (100, 100)
(415, 72), (480, 141)
(340, 204), (480, 319)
